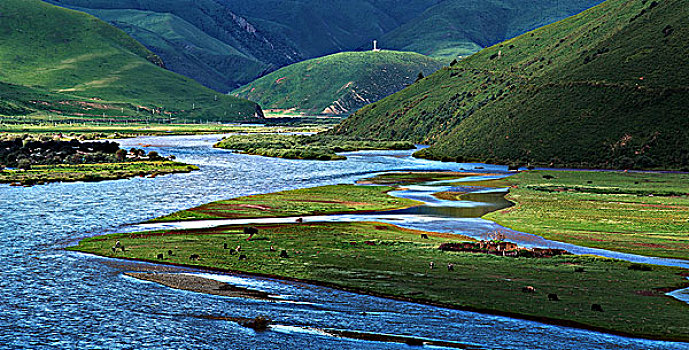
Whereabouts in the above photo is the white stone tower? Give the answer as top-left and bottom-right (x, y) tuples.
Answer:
(373, 40), (381, 52)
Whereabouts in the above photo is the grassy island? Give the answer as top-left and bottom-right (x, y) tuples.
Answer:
(485, 171), (689, 260)
(72, 181), (689, 341)
(214, 134), (415, 161)
(71, 220), (689, 342)
(356, 171), (501, 185)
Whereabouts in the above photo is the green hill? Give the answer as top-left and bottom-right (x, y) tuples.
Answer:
(45, 0), (293, 92)
(330, 0), (689, 170)
(47, 0), (602, 92)
(233, 51), (443, 115)
(0, 0), (262, 123)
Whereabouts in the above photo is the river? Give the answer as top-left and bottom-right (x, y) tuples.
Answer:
(1, 134), (687, 349)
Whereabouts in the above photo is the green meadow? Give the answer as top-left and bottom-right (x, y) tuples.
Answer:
(486, 171), (689, 260)
(0, 123), (327, 139)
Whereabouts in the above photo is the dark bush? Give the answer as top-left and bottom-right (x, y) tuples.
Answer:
(147, 151), (161, 160)
(634, 155), (655, 169)
(115, 149), (127, 161)
(17, 158), (32, 170)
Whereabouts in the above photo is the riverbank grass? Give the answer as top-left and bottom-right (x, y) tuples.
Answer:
(153, 184), (422, 222)
(485, 170), (689, 260)
(70, 222), (689, 342)
(0, 123), (328, 139)
(0, 161), (197, 186)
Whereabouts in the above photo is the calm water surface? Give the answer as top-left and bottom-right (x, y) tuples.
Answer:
(1, 134), (687, 349)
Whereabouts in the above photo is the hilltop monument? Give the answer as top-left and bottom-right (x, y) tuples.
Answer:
(372, 40), (381, 52)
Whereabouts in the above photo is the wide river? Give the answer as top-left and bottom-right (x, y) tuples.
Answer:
(1, 134), (687, 349)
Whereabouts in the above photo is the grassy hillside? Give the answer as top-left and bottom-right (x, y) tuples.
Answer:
(48, 0), (602, 92)
(233, 51), (443, 115)
(0, 0), (262, 123)
(380, 0), (602, 60)
(331, 0), (689, 169)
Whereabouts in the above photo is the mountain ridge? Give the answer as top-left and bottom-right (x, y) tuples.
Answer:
(47, 0), (603, 92)
(329, 0), (689, 169)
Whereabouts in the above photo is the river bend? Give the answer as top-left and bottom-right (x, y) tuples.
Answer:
(1, 134), (687, 349)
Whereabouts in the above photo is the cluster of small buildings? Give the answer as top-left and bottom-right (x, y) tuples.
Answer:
(439, 241), (570, 258)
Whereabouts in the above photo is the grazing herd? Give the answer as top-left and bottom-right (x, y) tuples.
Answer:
(109, 225), (606, 313)
(113, 227), (296, 264)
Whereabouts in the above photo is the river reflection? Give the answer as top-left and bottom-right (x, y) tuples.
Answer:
(1, 134), (687, 349)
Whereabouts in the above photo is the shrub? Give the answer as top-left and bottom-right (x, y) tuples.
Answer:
(17, 158), (32, 170)
(115, 149), (127, 161)
(147, 151), (161, 160)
